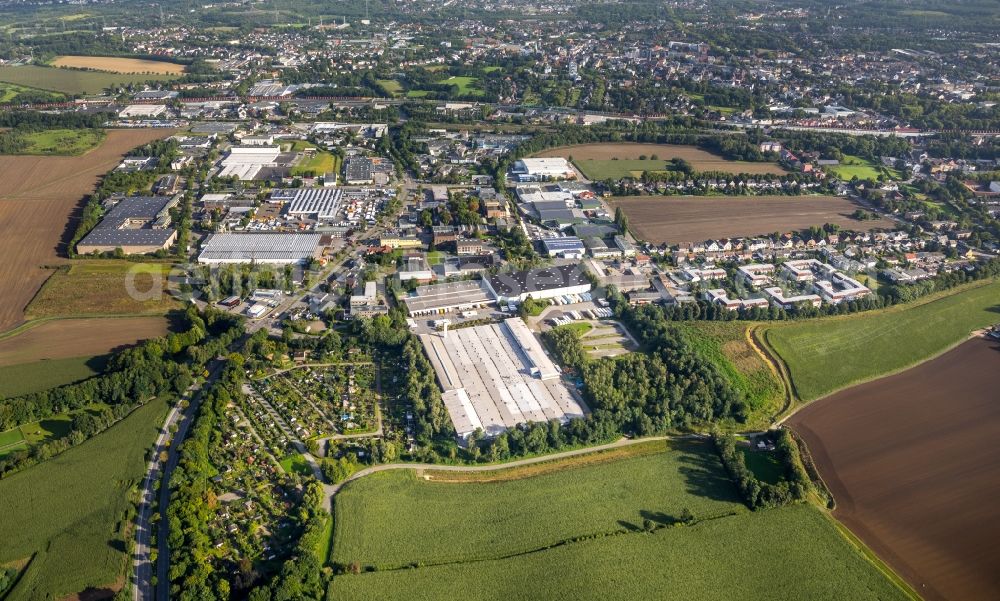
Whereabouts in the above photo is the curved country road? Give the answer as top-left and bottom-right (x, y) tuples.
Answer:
(322, 435), (686, 510)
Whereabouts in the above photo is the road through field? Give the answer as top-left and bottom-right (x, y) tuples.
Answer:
(0, 129), (173, 332)
(788, 337), (1000, 601)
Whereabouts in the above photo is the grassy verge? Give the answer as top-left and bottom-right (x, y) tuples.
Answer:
(764, 278), (1000, 403)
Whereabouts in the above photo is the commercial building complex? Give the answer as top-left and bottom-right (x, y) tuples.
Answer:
(77, 196), (178, 255)
(198, 233), (323, 264)
(511, 158), (576, 182)
(419, 318), (587, 441)
(485, 264), (592, 303)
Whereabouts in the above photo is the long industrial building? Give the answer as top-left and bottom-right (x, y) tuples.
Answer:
(286, 188), (343, 219)
(76, 196), (178, 255)
(403, 280), (496, 316)
(419, 318), (587, 441)
(198, 233), (323, 264)
(219, 146), (282, 180)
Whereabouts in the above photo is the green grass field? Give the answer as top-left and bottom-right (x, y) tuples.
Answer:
(828, 155), (900, 181)
(765, 279), (1000, 401)
(331, 440), (743, 569)
(279, 453), (313, 476)
(0, 395), (171, 599)
(0, 65), (177, 95)
(0, 81), (63, 103)
(741, 447), (784, 484)
(407, 75), (483, 98)
(292, 151), (339, 177)
(376, 79), (403, 96)
(0, 428), (25, 447)
(329, 506), (908, 601)
(0, 355), (105, 398)
(16, 128), (105, 155)
(680, 322), (784, 428)
(573, 158), (675, 180)
(328, 440), (911, 601)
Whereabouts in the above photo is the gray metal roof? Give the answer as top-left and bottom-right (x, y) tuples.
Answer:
(198, 233), (323, 263)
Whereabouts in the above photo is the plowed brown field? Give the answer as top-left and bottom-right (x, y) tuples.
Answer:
(0, 316), (170, 366)
(534, 143), (786, 175)
(0, 129), (171, 332)
(789, 337), (1000, 601)
(609, 195), (896, 243)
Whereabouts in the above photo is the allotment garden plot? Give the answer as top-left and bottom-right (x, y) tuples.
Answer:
(203, 399), (302, 572)
(249, 364), (379, 453)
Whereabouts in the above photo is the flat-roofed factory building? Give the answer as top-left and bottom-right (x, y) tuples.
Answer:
(198, 233), (323, 264)
(485, 264), (591, 303)
(77, 196), (178, 255)
(403, 280), (496, 316)
(285, 188), (343, 219)
(419, 318), (587, 441)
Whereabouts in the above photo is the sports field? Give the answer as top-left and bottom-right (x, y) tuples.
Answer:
(51, 55), (186, 75)
(0, 395), (171, 600)
(0, 128), (172, 332)
(609, 195), (895, 244)
(328, 440), (910, 601)
(292, 151), (339, 177)
(790, 338), (1000, 601)
(0, 65), (177, 95)
(765, 279), (1000, 402)
(827, 155), (900, 181)
(533, 143), (786, 177)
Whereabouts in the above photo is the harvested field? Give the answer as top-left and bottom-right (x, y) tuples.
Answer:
(0, 129), (172, 332)
(51, 56), (186, 75)
(0, 65), (176, 95)
(789, 337), (1000, 601)
(0, 316), (169, 367)
(25, 261), (180, 320)
(609, 195), (895, 244)
(534, 143), (786, 176)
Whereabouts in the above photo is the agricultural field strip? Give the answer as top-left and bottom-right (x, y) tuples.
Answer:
(330, 438), (746, 568)
(788, 338), (1000, 601)
(327, 504), (912, 601)
(767, 279), (1000, 402)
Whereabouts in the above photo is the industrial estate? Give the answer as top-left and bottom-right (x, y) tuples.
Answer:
(0, 1), (998, 601)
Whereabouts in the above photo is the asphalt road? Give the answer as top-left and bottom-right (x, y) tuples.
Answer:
(132, 359), (224, 601)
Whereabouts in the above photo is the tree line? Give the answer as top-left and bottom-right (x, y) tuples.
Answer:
(0, 308), (244, 478)
(713, 431), (810, 510)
